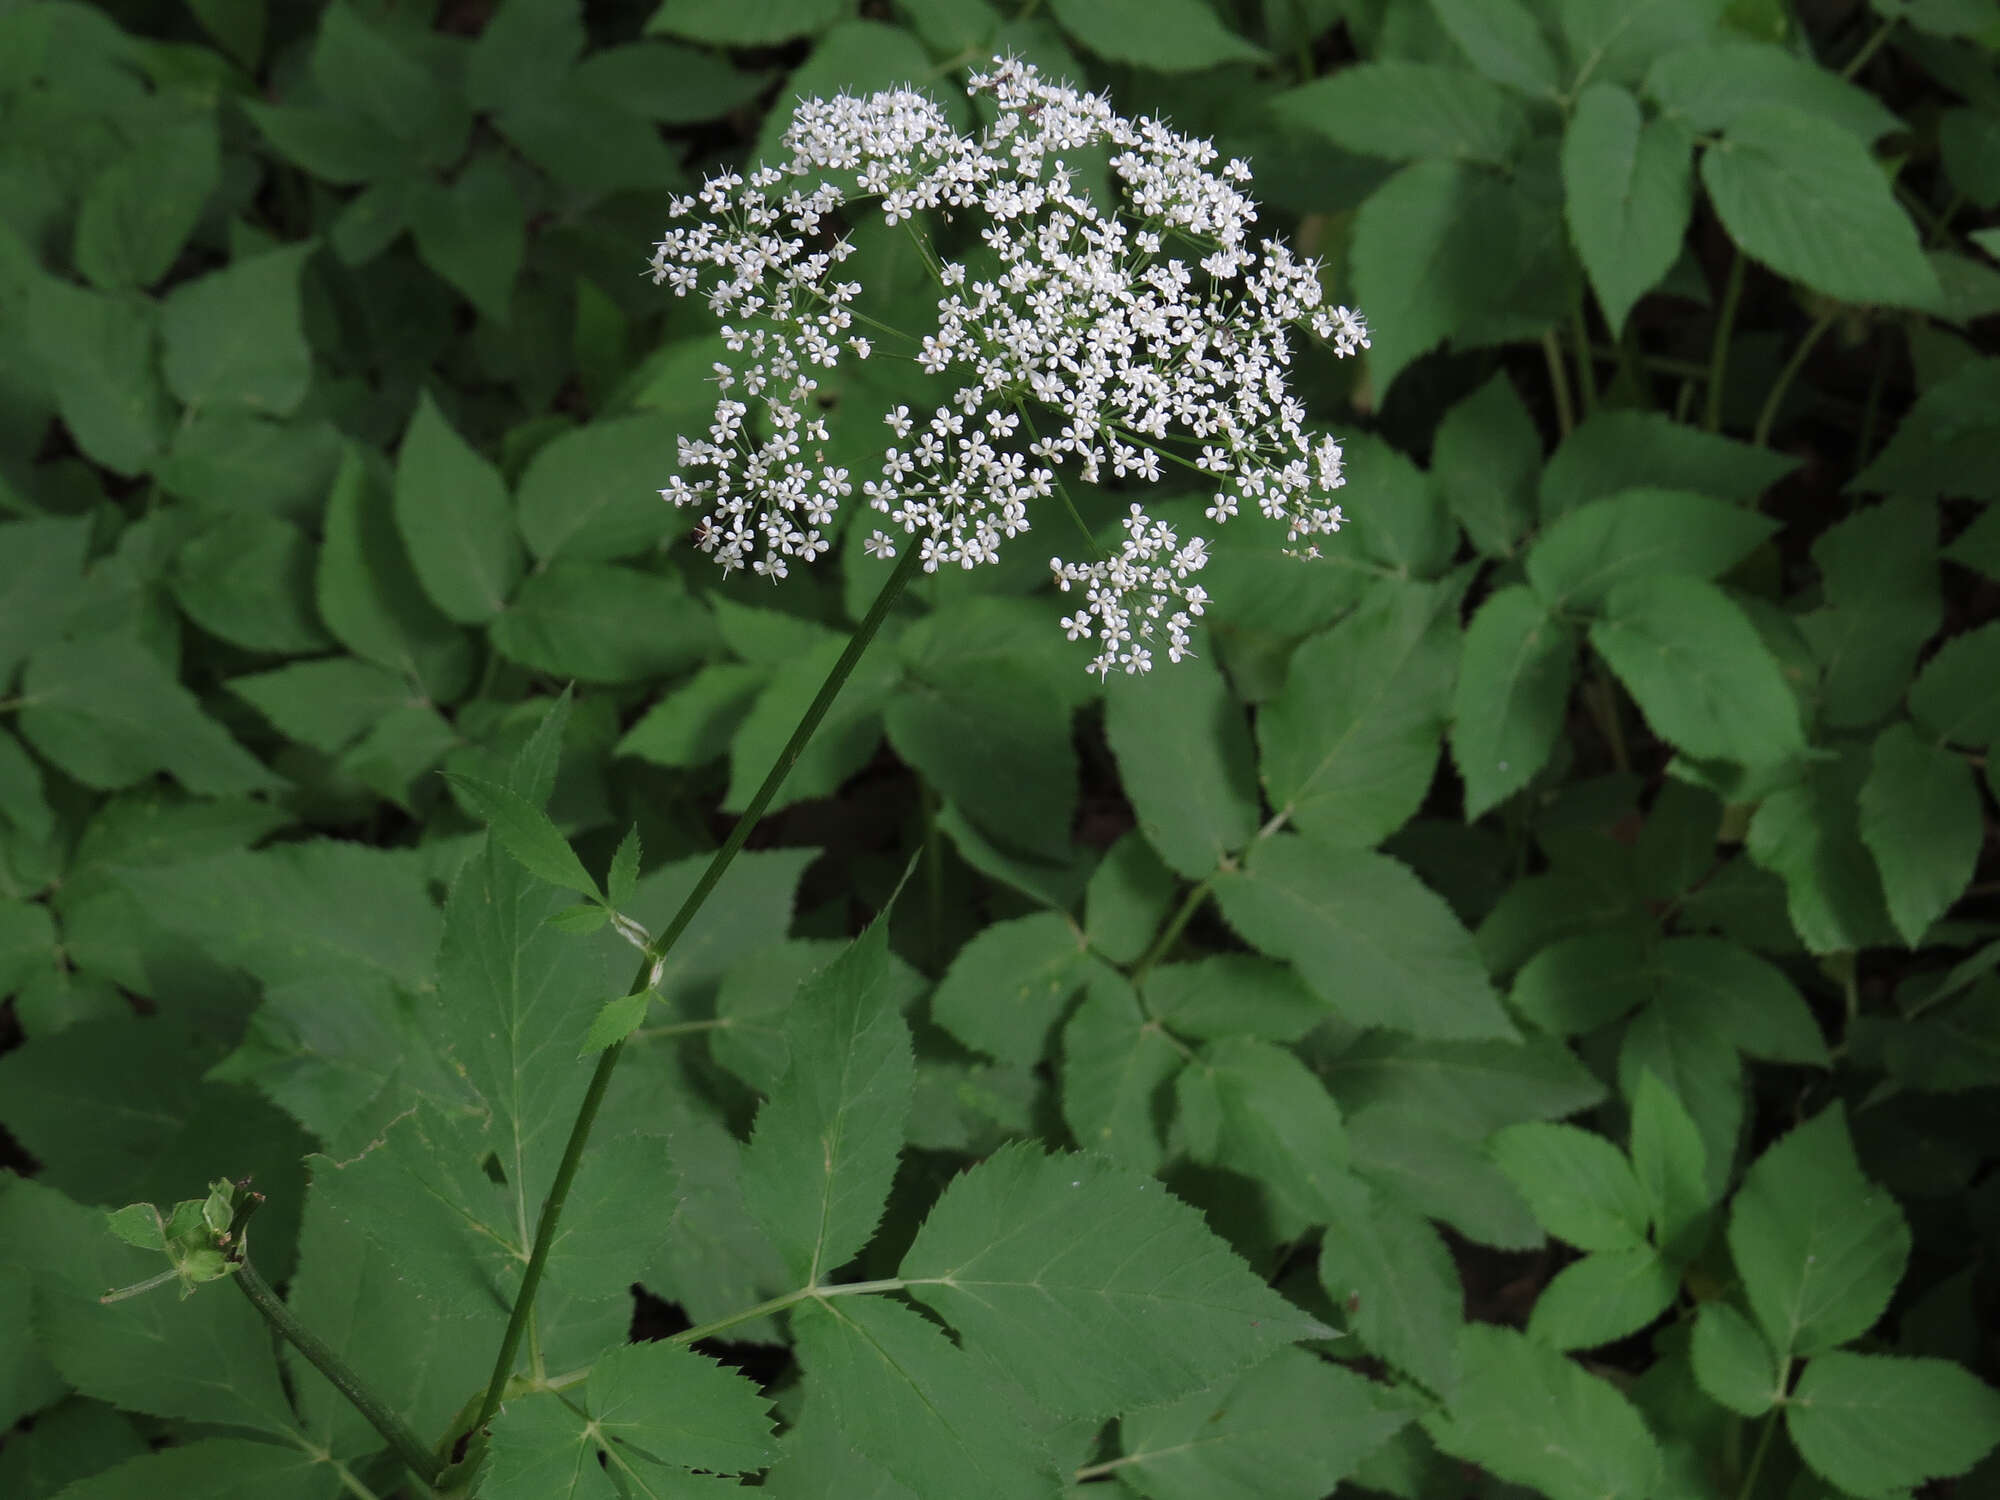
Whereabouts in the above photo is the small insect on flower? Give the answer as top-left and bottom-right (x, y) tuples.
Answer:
(647, 55), (1367, 678)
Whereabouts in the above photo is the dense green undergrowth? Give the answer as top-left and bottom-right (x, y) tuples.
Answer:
(0, 0), (1998, 1497)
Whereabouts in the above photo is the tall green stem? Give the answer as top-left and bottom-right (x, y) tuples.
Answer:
(1753, 310), (1835, 448)
(235, 1255), (445, 1489)
(1704, 251), (1747, 433)
(470, 541), (928, 1436)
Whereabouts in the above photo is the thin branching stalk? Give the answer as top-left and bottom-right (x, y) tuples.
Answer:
(1704, 251), (1748, 433)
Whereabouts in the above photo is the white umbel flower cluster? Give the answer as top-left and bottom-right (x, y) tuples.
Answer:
(648, 56), (1368, 677)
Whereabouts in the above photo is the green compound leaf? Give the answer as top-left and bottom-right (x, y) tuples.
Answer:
(900, 1143), (1328, 1421)
(1525, 1247), (1678, 1351)
(229, 656), (416, 755)
(1259, 579), (1458, 850)
(928, 911), (1092, 1067)
(411, 153), (524, 324)
(1177, 1036), (1350, 1226)
(1451, 584), (1578, 818)
(491, 561), (716, 684)
(1727, 1106), (1910, 1360)
(1143, 955), (1324, 1044)
(394, 391), (523, 626)
(1525, 489), (1777, 613)
(1589, 574), (1805, 767)
(1430, 0), (1563, 97)
(1561, 84), (1693, 335)
(1539, 408), (1798, 522)
(1700, 105), (1940, 309)
(1690, 1301), (1778, 1417)
(1432, 372), (1541, 559)
(586, 1340), (777, 1476)
(0, 517), (91, 684)
(1489, 1122), (1653, 1252)
(26, 277), (171, 477)
(1274, 61), (1530, 167)
(483, 1394), (616, 1500)
(159, 244), (314, 416)
(1787, 1351), (2000, 1496)
(172, 515), (334, 655)
(1216, 833), (1515, 1042)
(19, 639), (282, 797)
(1858, 720), (1983, 946)
(1746, 749), (1901, 955)
(1104, 643), (1258, 878)
(1318, 1172), (1464, 1399)
(1628, 1068), (1714, 1258)
(445, 772), (602, 902)
(647, 0), (849, 46)
(43, 1438), (337, 1500)
(791, 1293), (1054, 1499)
(1853, 359), (2000, 504)
(1424, 1323), (1662, 1500)
(1909, 618), (2000, 747)
(1645, 40), (1907, 143)
(73, 118), (220, 294)
(1059, 971), (1182, 1173)
(1111, 1348), (1409, 1500)
(1047, 0), (1266, 71)
(742, 916), (913, 1284)
(517, 412), (697, 564)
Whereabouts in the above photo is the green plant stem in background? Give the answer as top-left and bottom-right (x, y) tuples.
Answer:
(234, 1254), (445, 1489)
(1541, 329), (1576, 438)
(1704, 252), (1748, 433)
(1737, 1358), (1794, 1500)
(1569, 287), (1596, 416)
(469, 539), (929, 1437)
(1754, 310), (1836, 448)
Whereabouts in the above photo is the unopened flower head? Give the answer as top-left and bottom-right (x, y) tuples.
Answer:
(649, 56), (1368, 677)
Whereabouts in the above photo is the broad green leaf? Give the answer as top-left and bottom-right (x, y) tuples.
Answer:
(622, 846), (819, 1009)
(1177, 1036), (1350, 1225)
(1787, 1351), (2000, 1496)
(244, 100), (407, 183)
(742, 917), (912, 1284)
(1510, 926), (1661, 1037)
(229, 657), (415, 754)
(1539, 409), (1796, 522)
(1104, 644), (1257, 878)
(172, 516), (333, 655)
(446, 772), (601, 901)
(617, 663), (765, 769)
(1323, 1032), (1608, 1141)
(1909, 618), (2000, 746)
(19, 639), (281, 796)
(1113, 1348), (1409, 1500)
(929, 911), (1090, 1067)
(1143, 955), (1324, 1043)
(1451, 585), (1577, 817)
(484, 1394), (616, 1500)
(1318, 1172), (1463, 1397)
(885, 660), (1076, 862)
(159, 245), (313, 415)
(411, 153), (523, 324)
(1656, 938), (1828, 1066)
(0, 1394), (147, 1498)
(1797, 495), (1941, 728)
(491, 562), (715, 683)
(46, 1439), (335, 1500)
(1727, 1106), (1910, 1359)
(117, 842), (439, 992)
(587, 1340), (777, 1475)
(73, 119), (219, 293)
(1562, 85), (1693, 334)
(1082, 833), (1177, 967)
(1260, 579), (1458, 849)
(1430, 0), (1562, 96)
(1942, 107), (2000, 206)
(1348, 1105), (1542, 1250)
(1618, 1001), (1742, 1202)
(1274, 62), (1530, 166)
(900, 1143), (1326, 1418)
(1552, 0), (1724, 85)
(1344, 437), (1459, 580)
(1216, 834), (1515, 1041)
(576, 41), (773, 125)
(1858, 722), (1981, 946)
(0, 517), (91, 684)
(1060, 972), (1181, 1172)
(1424, 1324), (1663, 1500)
(1746, 749), (1900, 953)
(1589, 574), (1804, 766)
(26, 277), (169, 477)
(517, 412), (695, 563)
(317, 445), (477, 702)
(1490, 1121), (1652, 1251)
(155, 412), (344, 520)
(647, 0), (848, 45)
(1526, 1248), (1678, 1350)
(1526, 489), (1777, 612)
(1047, 0), (1265, 70)
(1432, 371), (1541, 558)
(1628, 1069), (1713, 1258)
(1690, 1301), (1777, 1417)
(394, 391), (523, 625)
(312, 0), (468, 163)
(1701, 105), (1940, 308)
(1852, 358), (2000, 503)
(1645, 41), (1906, 141)
(790, 1294), (1054, 1500)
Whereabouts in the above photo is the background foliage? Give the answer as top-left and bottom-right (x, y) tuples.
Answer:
(0, 0), (1998, 1496)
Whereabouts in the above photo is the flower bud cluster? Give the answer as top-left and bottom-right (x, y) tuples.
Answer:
(648, 56), (1367, 676)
